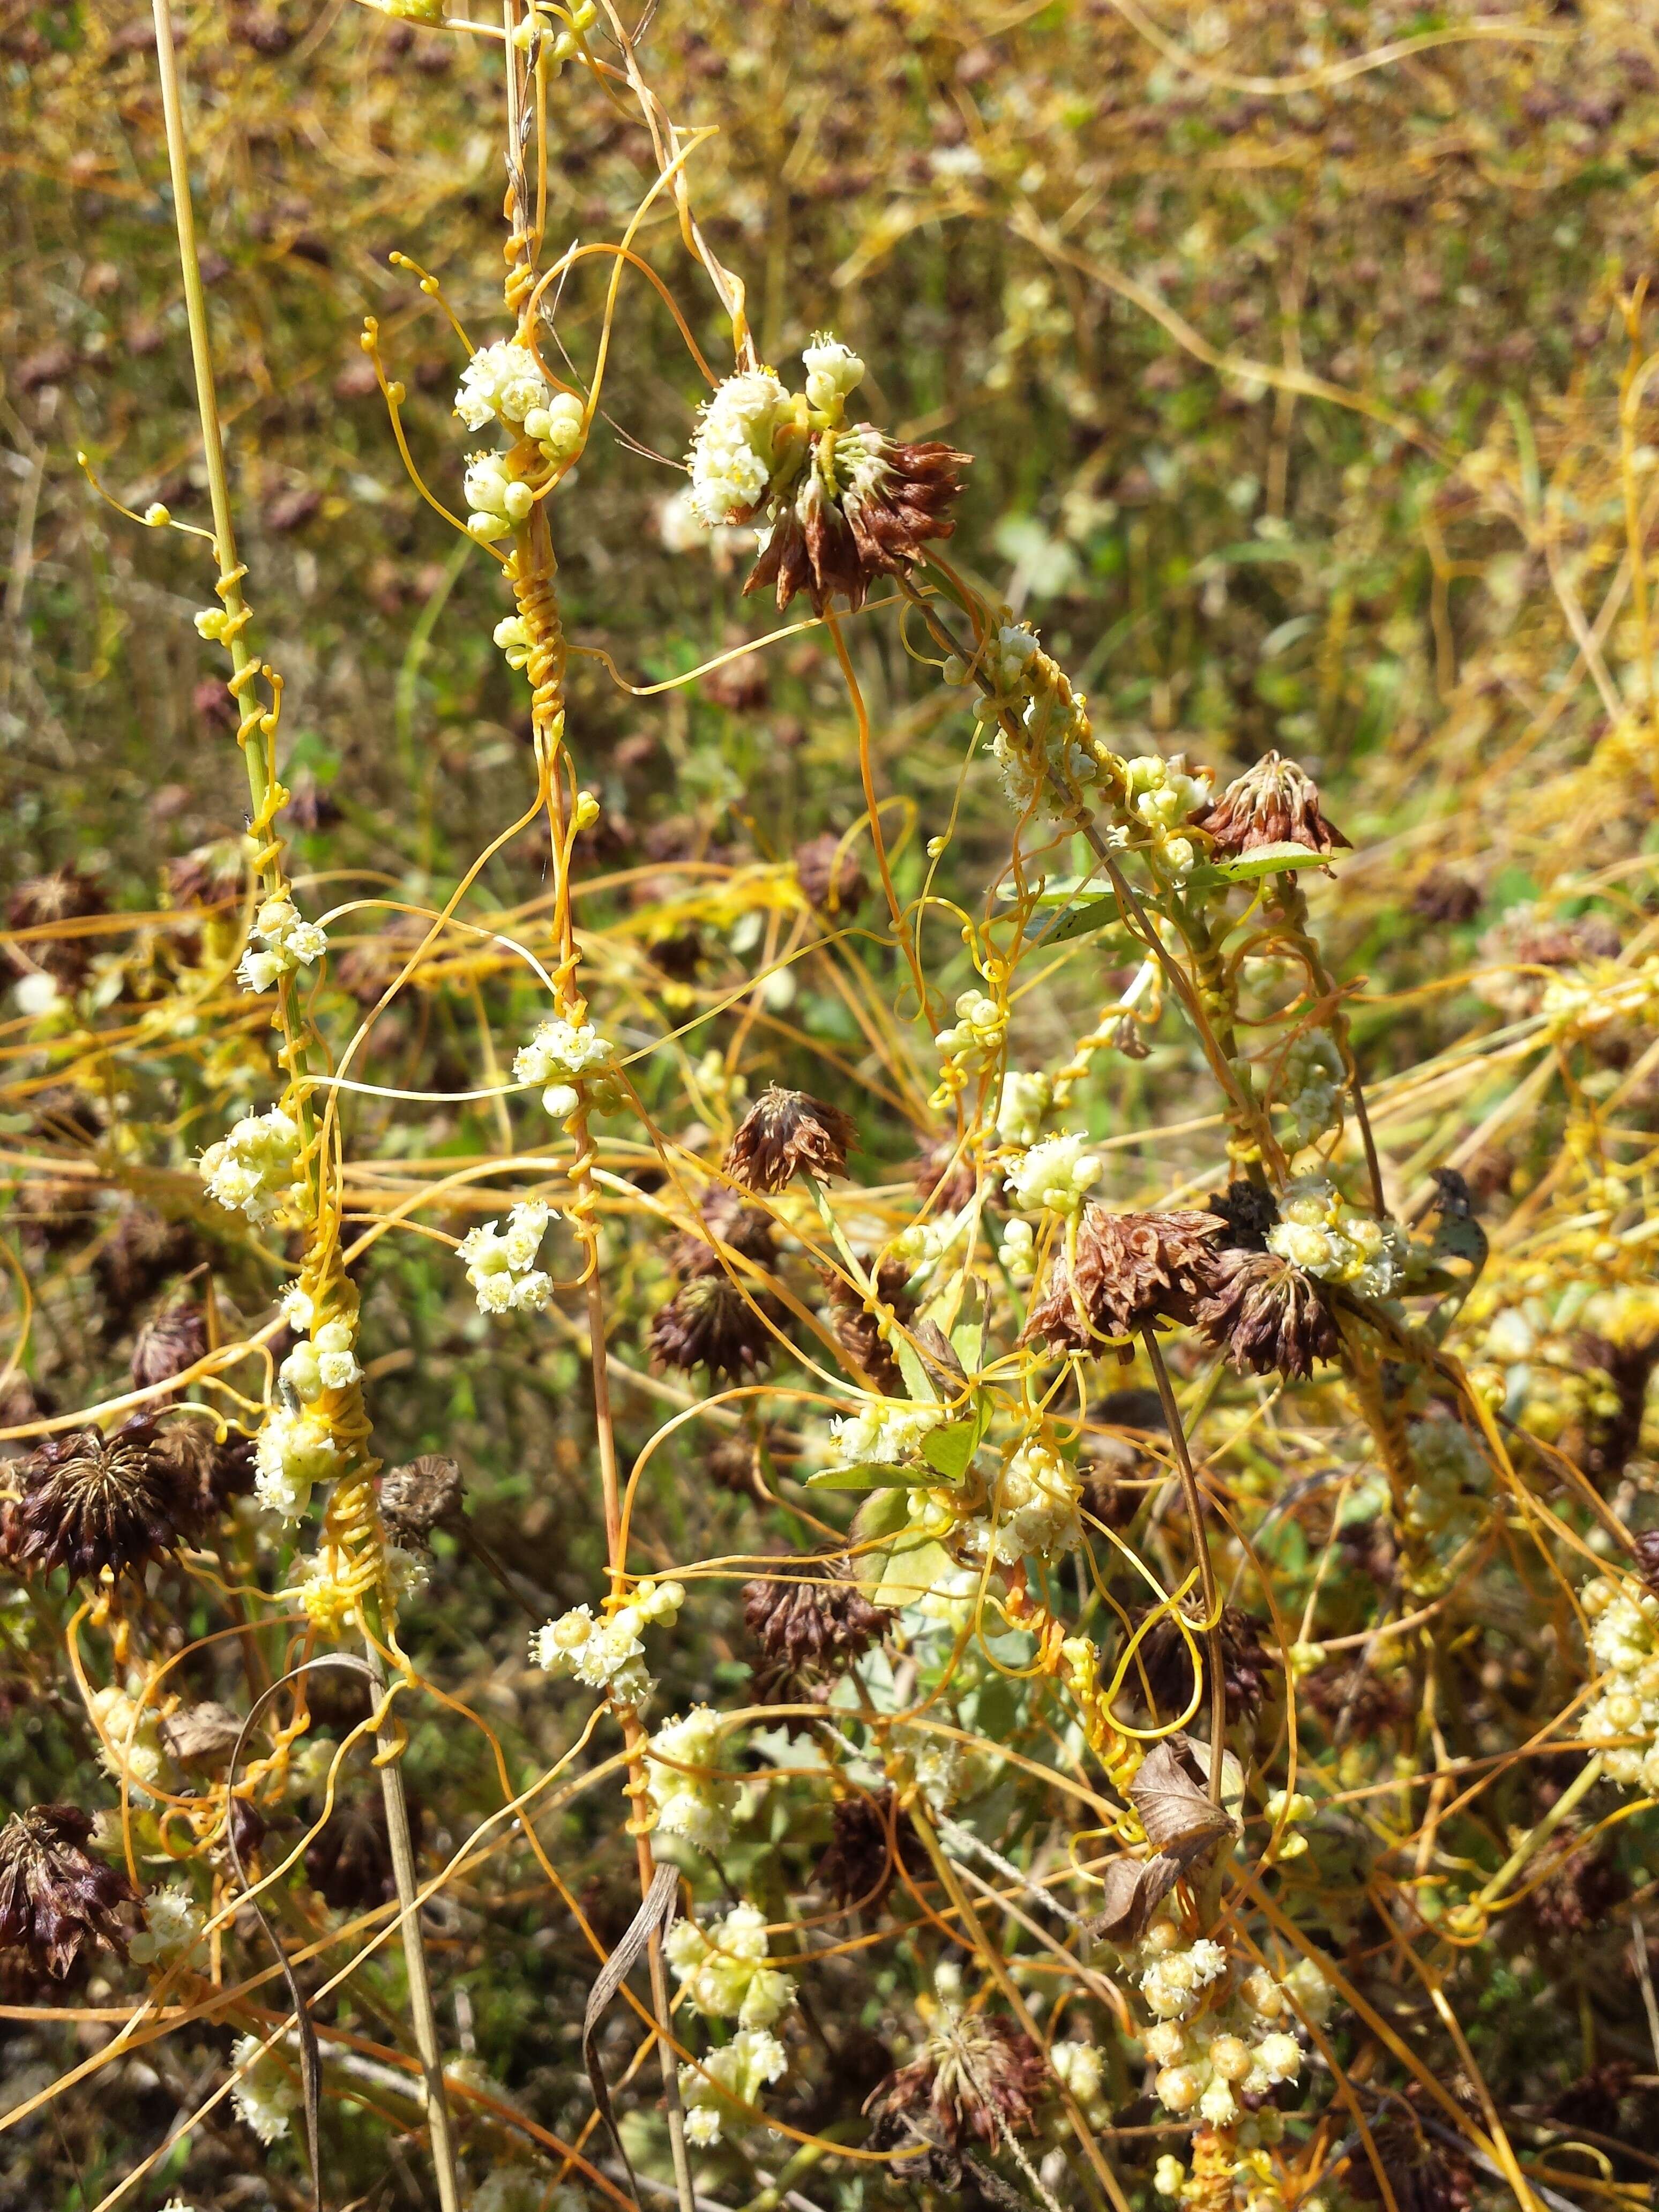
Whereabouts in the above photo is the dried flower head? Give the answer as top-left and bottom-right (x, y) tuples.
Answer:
(1191, 750), (1349, 860)
(742, 1555), (890, 1673)
(93, 1208), (201, 1329)
(1528, 1830), (1631, 1945)
(865, 2012), (1049, 2151)
(794, 830), (868, 917)
(1024, 1208), (1222, 1353)
(130, 1304), (207, 1396)
(159, 1701), (245, 1773)
(0, 1805), (139, 1978)
(724, 1085), (857, 1193)
(746, 430), (969, 615)
(4, 1418), (197, 1582)
(1413, 869), (1481, 925)
(814, 1789), (928, 1909)
(1350, 2110), (1473, 2212)
(379, 1454), (464, 1549)
(651, 1274), (778, 1380)
(1193, 1246), (1340, 1380)
(1635, 1530), (1659, 1594)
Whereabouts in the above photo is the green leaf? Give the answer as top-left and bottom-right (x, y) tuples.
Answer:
(849, 1488), (910, 1546)
(919, 1420), (978, 1482)
(1212, 843), (1334, 882)
(894, 1337), (939, 1405)
(805, 1460), (914, 1492)
(1044, 893), (1125, 944)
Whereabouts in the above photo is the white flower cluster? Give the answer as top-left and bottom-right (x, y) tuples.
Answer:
(1116, 753), (1212, 883)
(935, 988), (1008, 1063)
(892, 1720), (965, 1807)
(678, 2026), (788, 2147)
(1003, 1130), (1101, 1216)
(279, 1314), (362, 1406)
(1580, 1575), (1659, 1792)
(238, 895), (328, 996)
(132, 1884), (207, 1969)
(230, 2033), (298, 2146)
(1267, 1175), (1405, 1300)
(255, 1401), (339, 1523)
(965, 1439), (1082, 1566)
(996, 1068), (1053, 1149)
(201, 1104), (301, 1223)
(824, 1396), (945, 1473)
(459, 1201), (554, 1316)
(647, 1705), (738, 1849)
(514, 1015), (615, 1118)
(1278, 1030), (1346, 1149)
(530, 1577), (684, 1707)
(685, 368), (789, 527)
(455, 339), (582, 452)
(665, 1902), (797, 2029)
(1136, 1922), (1305, 2130)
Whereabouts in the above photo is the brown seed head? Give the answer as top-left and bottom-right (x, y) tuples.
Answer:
(742, 1554), (891, 1673)
(669, 1187), (780, 1280)
(1133, 1603), (1274, 1722)
(745, 430), (969, 616)
(1193, 1246), (1340, 1380)
(650, 1274), (778, 1380)
(379, 1454), (464, 1549)
(0, 1805), (139, 1978)
(1023, 1207), (1222, 1352)
(4, 1417), (196, 1582)
(724, 1086), (857, 1193)
(1191, 751), (1349, 860)
(825, 1260), (915, 1395)
(865, 2012), (1049, 2150)
(306, 1793), (420, 1912)
(6, 868), (109, 988)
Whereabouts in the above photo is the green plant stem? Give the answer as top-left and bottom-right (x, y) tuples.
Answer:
(1475, 1751), (1603, 1909)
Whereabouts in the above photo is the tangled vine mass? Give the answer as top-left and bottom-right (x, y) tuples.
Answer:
(5, 4), (1659, 2212)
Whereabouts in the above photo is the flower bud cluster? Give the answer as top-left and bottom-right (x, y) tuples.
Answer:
(255, 1402), (339, 1523)
(1266, 1175), (1405, 1300)
(513, 1014), (616, 1118)
(1003, 1131), (1101, 1216)
(1135, 1922), (1304, 2129)
(230, 2033), (298, 2146)
(201, 1104), (302, 1223)
(1115, 753), (1212, 883)
(464, 449), (537, 540)
(1580, 1575), (1659, 1791)
(686, 368), (791, 527)
(996, 1068), (1053, 1149)
(1277, 1030), (1345, 1149)
(965, 1438), (1082, 1566)
(935, 988), (1008, 1066)
(511, 0), (596, 66)
(90, 1683), (165, 1797)
(646, 1705), (738, 1849)
(999, 1217), (1037, 1282)
(131, 1884), (206, 1968)
(238, 896), (328, 996)
(678, 2026), (788, 2147)
(950, 624), (1104, 820)
(892, 1720), (966, 1807)
(530, 1578), (684, 1708)
(458, 1201), (554, 1316)
(665, 1901), (797, 2028)
(1049, 2040), (1113, 2132)
(1399, 1417), (1492, 1590)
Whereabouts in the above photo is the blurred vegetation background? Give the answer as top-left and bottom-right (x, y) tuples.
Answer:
(5, 1), (1659, 2207)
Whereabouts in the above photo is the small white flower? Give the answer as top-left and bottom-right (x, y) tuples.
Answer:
(647, 1705), (738, 1848)
(131, 1885), (206, 1968)
(676, 2025), (788, 2145)
(460, 1201), (556, 1317)
(802, 332), (865, 413)
(996, 1068), (1052, 1149)
(255, 1403), (339, 1522)
(514, 1015), (615, 1095)
(13, 970), (62, 1017)
(456, 339), (550, 432)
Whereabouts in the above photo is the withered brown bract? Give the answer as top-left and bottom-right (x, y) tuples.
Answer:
(1127, 1738), (1238, 1861)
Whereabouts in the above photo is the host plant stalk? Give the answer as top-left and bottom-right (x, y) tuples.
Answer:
(152, 10), (461, 2207)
